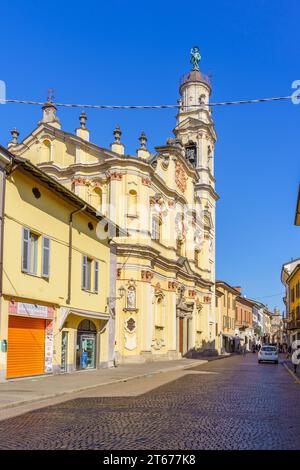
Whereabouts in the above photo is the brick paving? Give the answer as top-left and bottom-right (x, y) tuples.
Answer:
(0, 354), (299, 450)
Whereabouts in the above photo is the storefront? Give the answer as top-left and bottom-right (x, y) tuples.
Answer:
(6, 300), (54, 379)
(58, 308), (111, 373)
(76, 320), (97, 370)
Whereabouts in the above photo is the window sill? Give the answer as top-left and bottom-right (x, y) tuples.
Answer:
(22, 271), (49, 280)
(82, 289), (98, 295)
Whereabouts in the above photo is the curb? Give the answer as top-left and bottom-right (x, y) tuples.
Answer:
(0, 359), (206, 413)
(283, 362), (300, 385)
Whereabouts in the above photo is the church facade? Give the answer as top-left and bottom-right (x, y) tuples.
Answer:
(8, 54), (219, 364)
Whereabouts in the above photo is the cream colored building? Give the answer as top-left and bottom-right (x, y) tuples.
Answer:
(215, 281), (240, 353)
(6, 54), (218, 363)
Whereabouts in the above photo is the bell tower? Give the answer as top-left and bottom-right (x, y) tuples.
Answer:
(174, 47), (216, 177)
(174, 48), (219, 340)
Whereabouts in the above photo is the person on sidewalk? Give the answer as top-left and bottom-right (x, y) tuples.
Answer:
(292, 345), (300, 374)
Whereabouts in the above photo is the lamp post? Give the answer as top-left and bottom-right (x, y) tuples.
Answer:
(107, 285), (126, 319)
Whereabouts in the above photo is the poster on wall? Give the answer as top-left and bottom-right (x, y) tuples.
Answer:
(45, 320), (54, 373)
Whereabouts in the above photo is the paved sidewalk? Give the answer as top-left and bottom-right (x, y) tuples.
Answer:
(0, 358), (209, 410)
(283, 359), (300, 383)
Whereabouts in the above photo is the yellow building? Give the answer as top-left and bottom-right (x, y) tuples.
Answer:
(281, 260), (300, 344)
(215, 281), (240, 353)
(5, 51), (219, 362)
(0, 145), (123, 381)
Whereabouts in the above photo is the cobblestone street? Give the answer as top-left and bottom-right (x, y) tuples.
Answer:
(0, 354), (299, 450)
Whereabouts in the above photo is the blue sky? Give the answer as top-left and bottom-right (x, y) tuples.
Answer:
(0, 0), (299, 311)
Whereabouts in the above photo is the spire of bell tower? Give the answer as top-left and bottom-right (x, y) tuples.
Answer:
(173, 47), (216, 172)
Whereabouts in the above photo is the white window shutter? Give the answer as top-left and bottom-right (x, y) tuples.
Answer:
(42, 236), (50, 278)
(82, 255), (87, 290)
(94, 260), (99, 293)
(22, 228), (30, 272)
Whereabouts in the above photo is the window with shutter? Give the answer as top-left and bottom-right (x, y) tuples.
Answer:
(42, 236), (50, 278)
(82, 255), (87, 290)
(22, 228), (30, 272)
(94, 260), (99, 293)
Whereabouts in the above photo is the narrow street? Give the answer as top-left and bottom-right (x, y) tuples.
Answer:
(0, 354), (299, 450)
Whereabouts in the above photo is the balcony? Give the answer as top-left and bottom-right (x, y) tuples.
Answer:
(286, 319), (300, 330)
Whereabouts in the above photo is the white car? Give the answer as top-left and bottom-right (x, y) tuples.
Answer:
(258, 345), (279, 364)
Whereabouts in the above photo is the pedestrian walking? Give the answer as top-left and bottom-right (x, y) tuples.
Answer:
(292, 345), (300, 374)
(286, 345), (292, 360)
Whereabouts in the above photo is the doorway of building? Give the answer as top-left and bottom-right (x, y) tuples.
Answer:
(76, 320), (97, 370)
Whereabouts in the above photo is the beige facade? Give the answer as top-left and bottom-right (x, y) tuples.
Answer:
(6, 60), (218, 363)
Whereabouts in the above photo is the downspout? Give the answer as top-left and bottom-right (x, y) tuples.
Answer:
(66, 204), (87, 305)
(0, 168), (6, 298)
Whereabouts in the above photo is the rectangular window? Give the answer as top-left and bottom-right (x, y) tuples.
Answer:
(215, 297), (218, 308)
(291, 288), (295, 302)
(22, 228), (30, 272)
(42, 236), (50, 278)
(228, 296), (231, 310)
(82, 256), (98, 292)
(151, 216), (160, 241)
(195, 249), (199, 268)
(94, 260), (99, 293)
(22, 227), (39, 275)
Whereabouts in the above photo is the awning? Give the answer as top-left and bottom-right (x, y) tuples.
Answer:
(222, 333), (234, 339)
(59, 307), (110, 330)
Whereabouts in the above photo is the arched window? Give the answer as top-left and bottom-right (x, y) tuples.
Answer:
(41, 139), (52, 162)
(93, 187), (102, 213)
(77, 319), (97, 332)
(128, 189), (137, 216)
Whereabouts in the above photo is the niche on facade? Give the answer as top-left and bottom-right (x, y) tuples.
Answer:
(152, 287), (166, 351)
(124, 281), (138, 312)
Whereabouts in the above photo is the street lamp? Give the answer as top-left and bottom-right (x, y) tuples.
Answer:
(107, 285), (126, 319)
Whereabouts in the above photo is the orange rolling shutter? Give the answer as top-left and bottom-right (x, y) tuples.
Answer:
(7, 316), (45, 379)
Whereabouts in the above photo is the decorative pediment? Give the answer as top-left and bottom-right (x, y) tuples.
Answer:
(176, 256), (194, 276)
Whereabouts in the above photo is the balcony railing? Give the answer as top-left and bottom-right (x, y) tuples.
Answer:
(286, 319), (300, 330)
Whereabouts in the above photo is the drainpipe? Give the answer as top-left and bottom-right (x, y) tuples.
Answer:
(0, 168), (6, 298)
(66, 205), (87, 305)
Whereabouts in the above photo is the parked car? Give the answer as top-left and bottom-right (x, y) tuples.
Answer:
(258, 345), (278, 364)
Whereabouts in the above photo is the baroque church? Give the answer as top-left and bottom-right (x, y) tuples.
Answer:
(8, 52), (218, 363)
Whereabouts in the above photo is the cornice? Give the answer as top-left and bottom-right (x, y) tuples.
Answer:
(116, 243), (213, 289)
